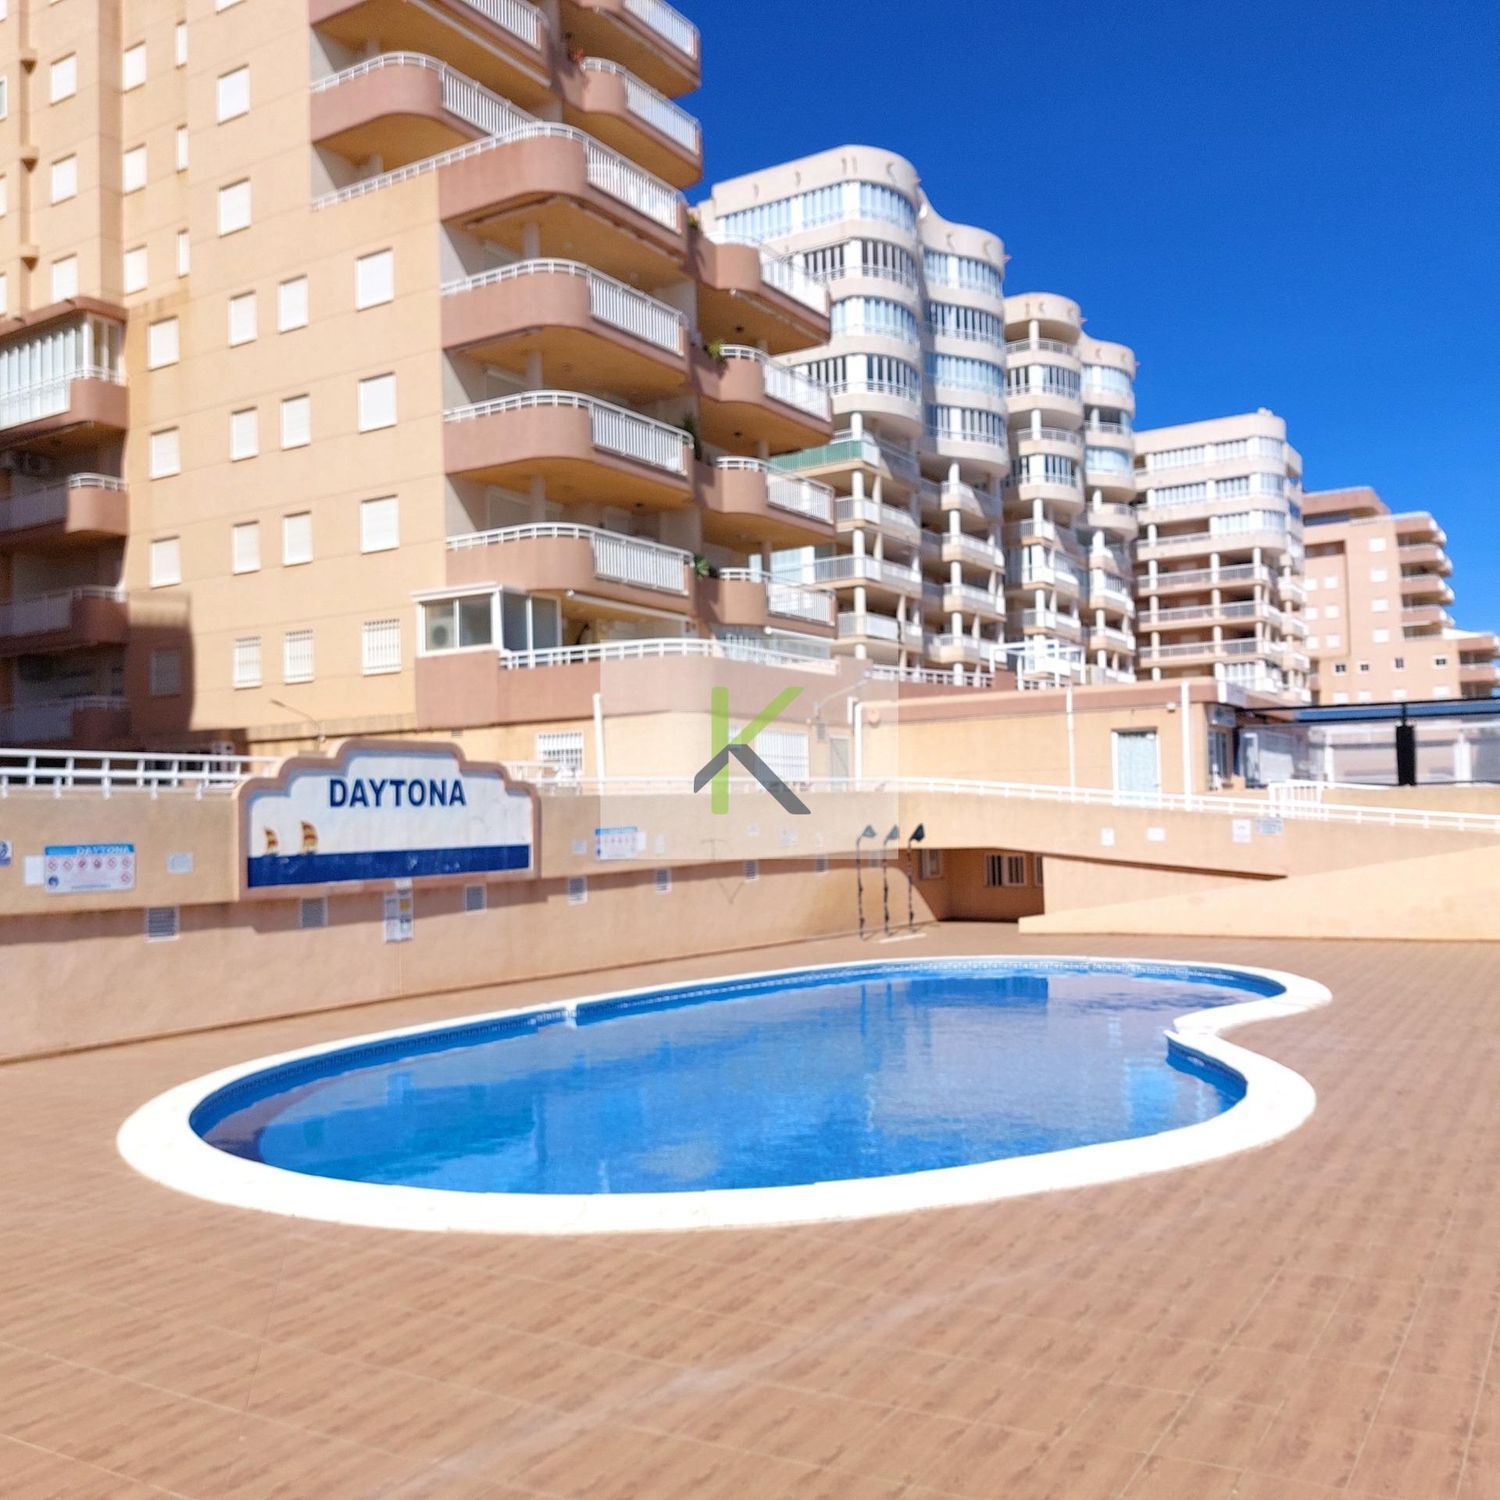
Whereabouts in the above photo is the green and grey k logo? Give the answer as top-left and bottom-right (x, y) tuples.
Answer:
(693, 685), (810, 815)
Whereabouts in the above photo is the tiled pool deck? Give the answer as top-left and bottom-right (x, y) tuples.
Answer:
(2, 926), (1498, 1499)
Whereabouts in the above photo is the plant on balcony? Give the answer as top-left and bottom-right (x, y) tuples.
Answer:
(703, 337), (727, 365)
(567, 45), (586, 65)
(686, 210), (701, 233)
(680, 413), (703, 462)
(692, 554), (719, 580)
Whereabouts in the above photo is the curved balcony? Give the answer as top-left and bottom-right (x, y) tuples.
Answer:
(1005, 379), (1083, 429)
(564, 58), (701, 188)
(1089, 624), (1136, 657)
(1003, 295), (1081, 343)
(835, 609), (921, 662)
(928, 632), (995, 669)
(1012, 473), (1085, 520)
(1088, 575), (1136, 617)
(692, 235), (828, 355)
(0, 586), (127, 656)
(701, 571), (836, 636)
(1082, 499), (1138, 540)
(1006, 559), (1082, 604)
(443, 391), (692, 505)
(1, 369), (128, 451)
(1083, 453), (1137, 500)
(1011, 424), (1082, 459)
(0, 695), (129, 747)
(310, 0), (551, 108)
(941, 582), (1005, 621)
(836, 493), (921, 546)
(0, 475), (127, 551)
(695, 346), (832, 453)
(1140, 563), (1273, 597)
(802, 553), (923, 602)
(939, 531), (1002, 572)
(1082, 375), (1136, 418)
(701, 458), (834, 549)
(1019, 609), (1084, 645)
(441, 260), (685, 399)
(829, 378), (924, 440)
(445, 523), (693, 620)
(1400, 572), (1455, 604)
(560, 0), (701, 98)
(1004, 338), (1081, 372)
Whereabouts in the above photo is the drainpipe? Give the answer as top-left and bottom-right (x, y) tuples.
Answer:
(591, 691), (606, 782)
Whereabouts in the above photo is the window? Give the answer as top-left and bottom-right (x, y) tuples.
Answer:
(232, 636), (262, 688)
(122, 145), (147, 192)
(149, 536), (181, 587)
(149, 428), (181, 478)
(355, 248), (393, 309)
(229, 408), (258, 460)
(1370, 568), (1388, 583)
(1372, 629), (1390, 644)
(123, 245), (148, 293)
(51, 255), (78, 300)
(227, 290), (256, 345)
(360, 495), (398, 552)
(1325, 604), (1341, 619)
(567, 876), (587, 906)
(1332, 663), (1348, 676)
(216, 65), (249, 121)
(1393, 656), (1405, 671)
(147, 317), (179, 368)
(918, 849), (943, 881)
(283, 629), (314, 683)
(357, 373), (396, 431)
(654, 869), (671, 895)
(149, 648), (182, 697)
(1034, 856), (1045, 887)
(1371, 598), (1389, 613)
(421, 594), (492, 651)
(278, 276), (308, 330)
(175, 22), (187, 66)
(1325, 633), (1341, 648)
(145, 907), (180, 942)
(1434, 655), (1449, 668)
(122, 42), (146, 90)
(282, 511), (312, 565)
(1369, 537), (1387, 552)
(361, 619), (401, 674)
(744, 860), (759, 883)
(217, 179), (251, 235)
(536, 729), (584, 778)
(175, 126), (188, 171)
(1305, 606), (1320, 622)
(279, 395), (310, 449)
(299, 897), (328, 930)
(464, 884), (487, 913)
(176, 230), (190, 276)
(985, 854), (1029, 887)
(49, 155), (77, 203)
(50, 54), (77, 102)
(231, 520), (260, 573)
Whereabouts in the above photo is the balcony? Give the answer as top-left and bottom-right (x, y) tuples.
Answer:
(1398, 542), (1451, 573)
(1139, 637), (1271, 666)
(560, 0), (701, 97)
(835, 610), (921, 661)
(1400, 572), (1455, 604)
(1012, 424), (1082, 454)
(1403, 604), (1454, 632)
(1003, 337), (1080, 365)
(703, 571), (836, 635)
(695, 346), (832, 452)
(565, 58), (701, 187)
(1007, 559), (1082, 600)
(1277, 574), (1305, 604)
(1140, 563), (1274, 596)
(444, 390), (692, 505)
(1081, 375), (1136, 417)
(1460, 660), (1500, 689)
(1020, 610), (1084, 644)
(442, 260), (685, 400)
(693, 235), (828, 355)
(0, 475), (127, 550)
(1082, 500), (1138, 539)
(941, 582), (1005, 620)
(1005, 376), (1082, 428)
(803, 554), (923, 600)
(310, 0), (550, 108)
(1136, 526), (1294, 561)
(836, 494), (921, 544)
(1089, 625), (1135, 656)
(1088, 576), (1135, 614)
(0, 587), (127, 656)
(0, 695), (129, 747)
(929, 632), (993, 668)
(445, 524), (693, 620)
(939, 532), (1001, 570)
(1140, 599), (1278, 632)
(702, 458), (834, 548)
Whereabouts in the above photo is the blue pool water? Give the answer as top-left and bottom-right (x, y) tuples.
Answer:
(194, 960), (1271, 1195)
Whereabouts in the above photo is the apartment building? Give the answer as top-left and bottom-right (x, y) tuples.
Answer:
(1302, 486), (1499, 702)
(1133, 410), (1310, 703)
(0, 0), (839, 750)
(698, 148), (1014, 684)
(1003, 292), (1138, 683)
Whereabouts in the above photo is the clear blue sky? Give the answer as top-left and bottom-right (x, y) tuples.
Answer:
(690, 0), (1500, 628)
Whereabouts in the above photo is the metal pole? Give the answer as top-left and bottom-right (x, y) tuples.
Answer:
(906, 840), (916, 933)
(856, 831), (866, 939)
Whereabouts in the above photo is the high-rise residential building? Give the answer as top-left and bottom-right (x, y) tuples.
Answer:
(699, 147), (1016, 684)
(1301, 486), (1499, 702)
(1002, 293), (1138, 683)
(1133, 410), (1311, 702)
(0, 0), (840, 751)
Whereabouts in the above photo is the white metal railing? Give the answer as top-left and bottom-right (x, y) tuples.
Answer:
(1015, 425), (1082, 448)
(465, 0), (542, 46)
(1005, 338), (1077, 357)
(316, 120), (682, 231)
(943, 582), (1003, 613)
(1139, 637), (1269, 661)
(1142, 600), (1272, 626)
(0, 746), (278, 796)
(447, 522), (690, 593)
(804, 554), (922, 591)
(1087, 418), (1133, 436)
(0, 474), (125, 533)
(941, 532), (999, 565)
(1141, 563), (1272, 592)
(1, 367), (122, 432)
(312, 54), (536, 140)
(443, 390), (690, 474)
(757, 248), (827, 314)
(1087, 502), (1137, 524)
(1089, 626), (1136, 651)
(498, 637), (834, 672)
(535, 772), (1500, 835)
(931, 632), (989, 658)
(0, 586), (123, 638)
(713, 457), (833, 523)
(767, 582), (834, 625)
(1090, 578), (1134, 608)
(720, 346), (830, 420)
(623, 0), (699, 58)
(580, 59), (699, 151)
(1007, 519), (1059, 545)
(837, 611), (901, 642)
(868, 663), (996, 688)
(0, 697), (126, 747)
(440, 259), (684, 354)
(836, 495), (919, 535)
(1140, 527), (1290, 553)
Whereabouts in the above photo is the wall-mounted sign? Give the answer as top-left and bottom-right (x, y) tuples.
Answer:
(0, 840), (11, 868)
(242, 742), (536, 890)
(44, 843), (135, 895)
(595, 826), (643, 862)
(1232, 819), (1252, 845)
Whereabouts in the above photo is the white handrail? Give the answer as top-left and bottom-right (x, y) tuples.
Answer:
(623, 0), (699, 59)
(0, 746), (279, 795)
(719, 346), (831, 420)
(0, 586), (124, 638)
(0, 474), (126, 532)
(447, 522), (691, 594)
(1, 367), (123, 432)
(498, 637), (835, 672)
(580, 58), (699, 151)
(714, 458), (834, 522)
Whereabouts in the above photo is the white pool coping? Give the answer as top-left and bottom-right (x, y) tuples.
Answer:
(117, 957), (1331, 1236)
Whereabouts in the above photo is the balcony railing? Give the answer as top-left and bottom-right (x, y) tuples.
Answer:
(835, 495), (919, 537)
(1013, 425), (1082, 448)
(441, 259), (685, 354)
(580, 58), (700, 151)
(443, 390), (690, 474)
(312, 54), (536, 139)
(465, 0), (542, 45)
(720, 347), (831, 420)
(0, 585), (124, 638)
(941, 532), (1000, 567)
(1141, 600), (1273, 626)
(1004, 337), (1076, 357)
(755, 247), (827, 314)
(1140, 563), (1272, 592)
(804, 554), (922, 591)
(1139, 637), (1270, 661)
(718, 571), (835, 626)
(942, 583), (1003, 616)
(498, 637), (834, 673)
(316, 119), (682, 231)
(0, 367), (123, 433)
(623, 0), (699, 58)
(448, 522), (690, 593)
(837, 610), (901, 643)
(0, 474), (126, 533)
(714, 458), (834, 523)
(0, 696), (126, 746)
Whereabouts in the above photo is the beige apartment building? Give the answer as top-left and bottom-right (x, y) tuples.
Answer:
(0, 0), (845, 751)
(1302, 486), (1499, 703)
(1133, 409), (1310, 703)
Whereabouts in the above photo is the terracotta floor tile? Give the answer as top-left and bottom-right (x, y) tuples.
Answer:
(1154, 1393), (1277, 1469)
(1347, 1420), (1466, 1499)
(1118, 1453), (1240, 1499)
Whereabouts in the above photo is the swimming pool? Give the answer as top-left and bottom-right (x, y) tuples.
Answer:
(119, 957), (1330, 1234)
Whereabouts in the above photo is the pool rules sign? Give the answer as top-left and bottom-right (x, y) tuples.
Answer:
(240, 742), (537, 892)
